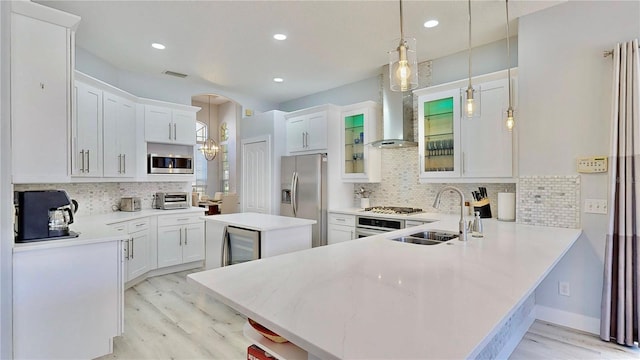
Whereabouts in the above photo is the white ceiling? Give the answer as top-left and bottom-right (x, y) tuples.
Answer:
(37, 0), (564, 104)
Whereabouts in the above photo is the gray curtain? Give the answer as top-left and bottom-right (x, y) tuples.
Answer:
(601, 39), (640, 345)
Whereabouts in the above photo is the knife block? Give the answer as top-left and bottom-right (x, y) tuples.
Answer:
(472, 198), (492, 218)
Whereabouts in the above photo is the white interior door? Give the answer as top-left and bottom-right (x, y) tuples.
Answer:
(242, 137), (271, 213)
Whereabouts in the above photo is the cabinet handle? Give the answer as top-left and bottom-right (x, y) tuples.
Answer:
(168, 123), (172, 140)
(179, 228), (182, 246)
(302, 132), (305, 148)
(462, 152), (465, 175)
(80, 150), (85, 172)
(336, 218), (345, 222)
(86, 150), (90, 172)
(185, 228), (188, 245)
(135, 223), (145, 228)
(173, 123), (177, 140)
(123, 154), (126, 173)
(118, 154), (122, 174)
(130, 237), (134, 259)
(177, 218), (189, 221)
(124, 240), (129, 260)
(305, 132), (309, 148)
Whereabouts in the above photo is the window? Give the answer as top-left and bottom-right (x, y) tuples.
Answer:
(194, 121), (207, 192)
(220, 122), (229, 193)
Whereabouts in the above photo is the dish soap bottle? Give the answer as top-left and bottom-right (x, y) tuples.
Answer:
(472, 211), (483, 238)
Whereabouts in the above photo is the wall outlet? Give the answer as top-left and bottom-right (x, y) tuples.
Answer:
(584, 199), (608, 214)
(558, 281), (570, 297)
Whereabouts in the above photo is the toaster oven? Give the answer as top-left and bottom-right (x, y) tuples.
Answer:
(155, 192), (189, 210)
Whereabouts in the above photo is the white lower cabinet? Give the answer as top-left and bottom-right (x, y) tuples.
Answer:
(327, 213), (356, 245)
(110, 217), (153, 282)
(13, 240), (124, 360)
(157, 214), (205, 268)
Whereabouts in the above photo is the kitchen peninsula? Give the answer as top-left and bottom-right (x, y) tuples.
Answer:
(189, 215), (581, 359)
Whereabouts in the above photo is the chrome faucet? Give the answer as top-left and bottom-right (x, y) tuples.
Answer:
(432, 186), (468, 241)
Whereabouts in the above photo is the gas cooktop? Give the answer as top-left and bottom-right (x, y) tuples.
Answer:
(363, 206), (423, 215)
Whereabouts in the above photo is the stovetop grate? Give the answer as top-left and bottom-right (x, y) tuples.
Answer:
(364, 206), (423, 214)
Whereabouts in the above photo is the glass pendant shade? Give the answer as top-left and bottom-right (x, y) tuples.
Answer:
(462, 85), (481, 118)
(200, 138), (219, 161)
(505, 107), (515, 131)
(389, 37), (418, 92)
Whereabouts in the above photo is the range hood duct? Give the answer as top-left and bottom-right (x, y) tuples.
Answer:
(370, 65), (418, 148)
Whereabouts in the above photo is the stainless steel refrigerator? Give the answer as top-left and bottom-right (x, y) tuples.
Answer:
(280, 154), (327, 247)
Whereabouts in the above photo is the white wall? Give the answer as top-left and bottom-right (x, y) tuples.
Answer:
(0, 1), (12, 356)
(278, 37), (519, 112)
(75, 47), (277, 113)
(279, 76), (379, 112)
(518, 0), (640, 330)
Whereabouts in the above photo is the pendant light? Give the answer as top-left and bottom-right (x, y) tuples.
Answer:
(389, 0), (418, 92)
(463, 0), (480, 118)
(505, 0), (515, 131)
(200, 95), (219, 161)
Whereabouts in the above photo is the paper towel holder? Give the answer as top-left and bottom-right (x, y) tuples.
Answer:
(497, 192), (516, 222)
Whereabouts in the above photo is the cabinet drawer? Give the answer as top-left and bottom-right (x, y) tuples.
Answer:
(158, 213), (202, 227)
(329, 213), (356, 227)
(129, 218), (150, 233)
(109, 222), (128, 233)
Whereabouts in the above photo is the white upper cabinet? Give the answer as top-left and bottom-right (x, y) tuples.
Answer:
(340, 101), (381, 183)
(72, 81), (103, 177)
(415, 69), (516, 182)
(285, 108), (328, 153)
(103, 93), (136, 178)
(144, 105), (197, 146)
(10, 2), (80, 184)
(461, 78), (513, 178)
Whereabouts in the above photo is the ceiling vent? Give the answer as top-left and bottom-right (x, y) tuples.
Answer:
(163, 70), (188, 78)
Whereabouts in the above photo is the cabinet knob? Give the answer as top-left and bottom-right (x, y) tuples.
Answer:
(40, 83), (45, 90)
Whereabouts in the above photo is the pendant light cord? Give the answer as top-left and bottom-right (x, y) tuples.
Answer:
(399, 0), (405, 41)
(468, 0), (472, 88)
(505, 0), (512, 108)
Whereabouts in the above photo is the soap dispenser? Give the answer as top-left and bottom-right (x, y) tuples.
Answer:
(472, 211), (483, 238)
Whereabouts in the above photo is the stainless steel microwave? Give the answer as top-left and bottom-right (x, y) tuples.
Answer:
(147, 154), (194, 174)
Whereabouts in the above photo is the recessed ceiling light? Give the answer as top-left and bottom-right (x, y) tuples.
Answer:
(273, 34), (287, 41)
(151, 43), (166, 50)
(424, 19), (439, 28)
(273, 77), (284, 83)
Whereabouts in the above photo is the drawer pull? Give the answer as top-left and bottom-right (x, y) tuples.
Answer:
(177, 218), (189, 221)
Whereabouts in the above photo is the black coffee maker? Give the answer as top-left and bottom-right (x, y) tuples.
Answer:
(15, 190), (79, 242)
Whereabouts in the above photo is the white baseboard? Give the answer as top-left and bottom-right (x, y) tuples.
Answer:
(535, 305), (600, 335)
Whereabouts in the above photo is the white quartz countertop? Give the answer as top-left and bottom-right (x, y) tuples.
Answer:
(202, 212), (316, 231)
(14, 207), (205, 253)
(188, 216), (581, 360)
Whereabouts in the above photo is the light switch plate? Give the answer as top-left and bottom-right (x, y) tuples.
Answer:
(585, 199), (608, 214)
(577, 156), (607, 173)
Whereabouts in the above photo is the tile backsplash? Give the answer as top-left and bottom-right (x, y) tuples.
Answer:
(14, 182), (191, 216)
(517, 175), (580, 228)
(354, 148), (516, 215)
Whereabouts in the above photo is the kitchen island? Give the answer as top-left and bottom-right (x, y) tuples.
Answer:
(203, 212), (316, 269)
(189, 214), (581, 359)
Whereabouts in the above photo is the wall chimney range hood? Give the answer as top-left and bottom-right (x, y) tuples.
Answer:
(370, 65), (418, 148)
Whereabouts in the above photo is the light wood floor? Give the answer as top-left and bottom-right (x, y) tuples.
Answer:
(97, 270), (640, 360)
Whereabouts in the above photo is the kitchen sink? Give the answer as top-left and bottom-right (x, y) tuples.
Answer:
(389, 230), (459, 245)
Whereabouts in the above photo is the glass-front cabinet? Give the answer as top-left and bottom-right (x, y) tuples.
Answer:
(417, 88), (461, 178)
(415, 69), (515, 182)
(340, 101), (381, 182)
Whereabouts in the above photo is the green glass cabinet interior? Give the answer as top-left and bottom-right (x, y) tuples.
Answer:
(344, 113), (365, 174)
(423, 97), (455, 173)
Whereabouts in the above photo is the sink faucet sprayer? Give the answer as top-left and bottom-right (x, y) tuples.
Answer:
(432, 186), (468, 241)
